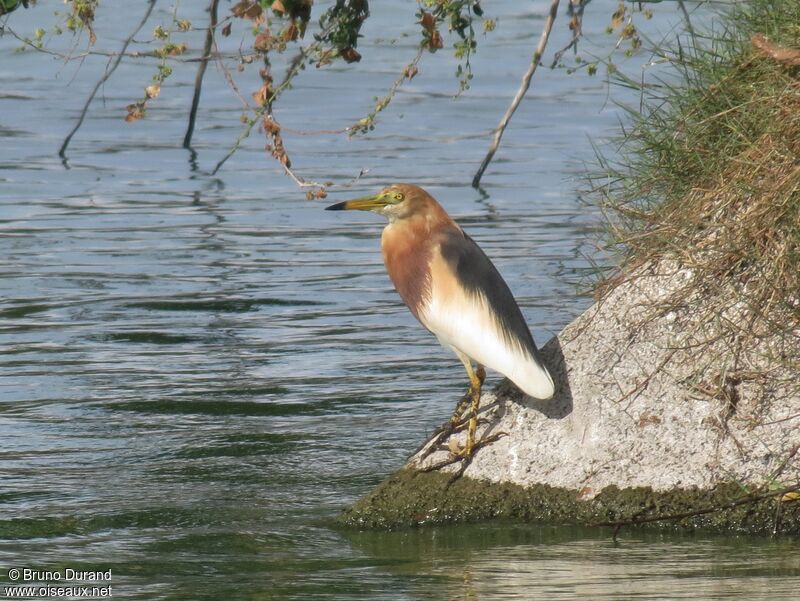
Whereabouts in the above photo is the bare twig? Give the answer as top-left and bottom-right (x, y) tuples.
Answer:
(616, 348), (678, 411)
(266, 111), (367, 194)
(766, 443), (800, 483)
(211, 39), (250, 110)
(472, 0), (560, 188)
(59, 0), (158, 160)
(271, 115), (327, 191)
(211, 43), (315, 175)
(1, 24), (231, 63)
(348, 47), (424, 135)
(209, 6), (365, 176)
(280, 163), (326, 189)
(212, 40), (423, 183)
(183, 0), (219, 148)
(550, 0), (587, 68)
(762, 412), (800, 426)
(210, 110), (264, 175)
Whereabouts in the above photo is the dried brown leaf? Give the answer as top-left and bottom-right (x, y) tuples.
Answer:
(340, 47), (361, 63)
(125, 102), (145, 123)
(404, 64), (418, 80)
(262, 115), (280, 134)
(231, 0), (264, 23)
(254, 30), (273, 52)
(168, 43), (187, 56)
(252, 82), (272, 106)
(282, 22), (299, 42)
(420, 11), (436, 34)
(610, 3), (626, 30)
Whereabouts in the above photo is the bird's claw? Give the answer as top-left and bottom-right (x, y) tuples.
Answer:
(415, 415), (491, 461)
(447, 430), (507, 459)
(418, 431), (507, 480)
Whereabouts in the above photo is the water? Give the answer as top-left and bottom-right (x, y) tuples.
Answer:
(2, 1), (799, 599)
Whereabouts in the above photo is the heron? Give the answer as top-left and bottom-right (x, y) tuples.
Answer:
(326, 184), (554, 459)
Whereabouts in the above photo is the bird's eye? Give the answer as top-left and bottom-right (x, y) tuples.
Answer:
(392, 192), (404, 201)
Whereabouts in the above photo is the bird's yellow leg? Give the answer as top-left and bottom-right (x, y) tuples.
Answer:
(416, 357), (478, 462)
(464, 365), (483, 456)
(448, 394), (471, 428)
(454, 354), (483, 457)
(418, 355), (506, 475)
(448, 357), (483, 426)
(417, 358), (494, 463)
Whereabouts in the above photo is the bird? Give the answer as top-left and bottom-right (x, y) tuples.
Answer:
(326, 183), (554, 459)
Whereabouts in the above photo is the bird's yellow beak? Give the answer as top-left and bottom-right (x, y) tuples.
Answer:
(325, 194), (384, 212)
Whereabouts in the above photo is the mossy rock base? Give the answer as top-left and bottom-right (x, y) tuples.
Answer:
(339, 469), (800, 535)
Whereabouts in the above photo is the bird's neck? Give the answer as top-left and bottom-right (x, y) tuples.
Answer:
(381, 213), (455, 320)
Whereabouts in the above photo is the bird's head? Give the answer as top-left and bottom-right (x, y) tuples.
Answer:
(325, 184), (430, 221)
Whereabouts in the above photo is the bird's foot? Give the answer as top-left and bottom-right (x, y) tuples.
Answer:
(414, 390), (474, 460)
(415, 416), (466, 460)
(414, 367), (491, 472)
(447, 430), (507, 459)
(415, 413), (488, 461)
(418, 431), (507, 481)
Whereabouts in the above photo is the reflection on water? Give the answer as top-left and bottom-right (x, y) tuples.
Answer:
(347, 526), (800, 601)
(1, 1), (798, 599)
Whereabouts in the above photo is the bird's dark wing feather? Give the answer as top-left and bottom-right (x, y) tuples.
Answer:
(439, 228), (546, 363)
